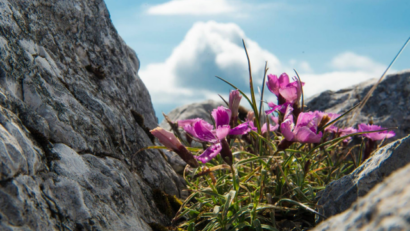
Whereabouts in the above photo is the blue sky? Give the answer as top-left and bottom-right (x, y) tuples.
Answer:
(104, 0), (410, 122)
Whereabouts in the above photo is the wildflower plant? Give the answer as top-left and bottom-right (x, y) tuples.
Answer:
(148, 40), (399, 231)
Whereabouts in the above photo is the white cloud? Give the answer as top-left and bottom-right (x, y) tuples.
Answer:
(139, 21), (387, 118)
(147, 0), (236, 16)
(301, 52), (386, 97)
(139, 21), (282, 112)
(331, 52), (386, 72)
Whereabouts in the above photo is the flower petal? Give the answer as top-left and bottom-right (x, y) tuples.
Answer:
(229, 121), (252, 135)
(261, 123), (279, 134)
(278, 73), (290, 88)
(266, 74), (280, 96)
(212, 106), (232, 128)
(280, 118), (294, 141)
(196, 143), (222, 163)
(279, 86), (298, 103)
(216, 125), (231, 140)
(295, 127), (322, 143)
(178, 119), (199, 127)
(358, 124), (395, 140)
(193, 120), (217, 142)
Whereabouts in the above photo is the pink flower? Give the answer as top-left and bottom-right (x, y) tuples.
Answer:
(265, 102), (291, 115)
(150, 127), (199, 167)
(280, 105), (323, 143)
(337, 127), (358, 143)
(261, 116), (279, 134)
(178, 106), (251, 164)
(266, 73), (305, 104)
(358, 124), (395, 141)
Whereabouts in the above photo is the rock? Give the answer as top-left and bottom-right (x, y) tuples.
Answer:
(313, 162), (410, 231)
(316, 135), (410, 221)
(306, 70), (410, 140)
(0, 0), (182, 230)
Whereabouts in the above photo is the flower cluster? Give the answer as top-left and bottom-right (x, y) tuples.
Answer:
(150, 73), (395, 166)
(147, 70), (396, 230)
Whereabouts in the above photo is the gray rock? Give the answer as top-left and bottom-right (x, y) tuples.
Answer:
(313, 161), (410, 231)
(316, 135), (410, 221)
(306, 70), (410, 139)
(0, 0), (183, 230)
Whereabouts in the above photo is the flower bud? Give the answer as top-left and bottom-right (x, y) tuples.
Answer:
(229, 90), (242, 126)
(150, 127), (199, 168)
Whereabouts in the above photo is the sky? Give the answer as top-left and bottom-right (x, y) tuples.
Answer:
(104, 0), (410, 122)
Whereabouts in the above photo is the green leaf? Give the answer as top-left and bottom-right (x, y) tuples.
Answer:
(187, 223), (195, 231)
(234, 156), (268, 168)
(253, 219), (262, 231)
(275, 198), (327, 219)
(227, 221), (251, 231)
(261, 224), (280, 231)
(222, 191), (236, 221)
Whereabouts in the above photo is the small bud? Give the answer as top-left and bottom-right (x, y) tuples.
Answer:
(151, 127), (199, 168)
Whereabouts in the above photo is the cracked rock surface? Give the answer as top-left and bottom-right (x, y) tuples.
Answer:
(315, 135), (410, 221)
(313, 161), (410, 231)
(0, 0), (183, 230)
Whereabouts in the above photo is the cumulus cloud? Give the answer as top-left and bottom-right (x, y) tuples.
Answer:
(147, 0), (236, 16)
(301, 52), (386, 97)
(139, 21), (386, 119)
(139, 21), (282, 114)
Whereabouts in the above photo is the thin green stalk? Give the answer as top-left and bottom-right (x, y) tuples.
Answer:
(242, 39), (261, 133)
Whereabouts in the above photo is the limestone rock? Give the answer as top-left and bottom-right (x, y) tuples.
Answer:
(306, 70), (410, 139)
(313, 162), (410, 231)
(0, 0), (182, 230)
(316, 135), (410, 221)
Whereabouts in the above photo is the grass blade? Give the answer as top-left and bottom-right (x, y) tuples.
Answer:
(275, 198), (327, 219)
(349, 37), (410, 125)
(242, 39), (261, 132)
(259, 61), (269, 122)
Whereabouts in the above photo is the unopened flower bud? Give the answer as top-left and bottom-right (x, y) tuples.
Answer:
(150, 127), (199, 168)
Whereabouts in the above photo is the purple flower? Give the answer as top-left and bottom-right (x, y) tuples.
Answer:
(280, 105), (323, 143)
(178, 106), (250, 163)
(358, 124), (395, 141)
(265, 102), (291, 115)
(266, 73), (305, 104)
(150, 127), (199, 168)
(261, 116), (279, 134)
(313, 111), (341, 132)
(338, 127), (358, 143)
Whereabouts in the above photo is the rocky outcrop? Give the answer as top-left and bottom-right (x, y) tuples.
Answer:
(306, 70), (410, 139)
(313, 161), (410, 231)
(0, 0), (183, 230)
(315, 135), (410, 221)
